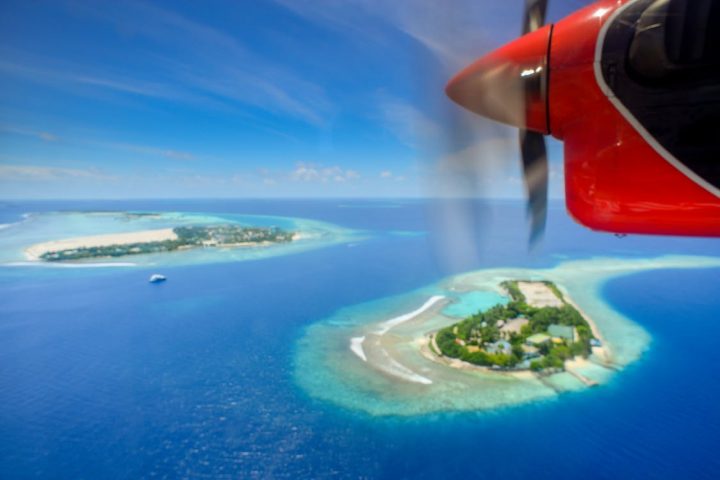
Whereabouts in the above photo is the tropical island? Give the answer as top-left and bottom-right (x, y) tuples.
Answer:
(26, 224), (297, 262)
(431, 280), (605, 375)
(293, 256), (720, 416)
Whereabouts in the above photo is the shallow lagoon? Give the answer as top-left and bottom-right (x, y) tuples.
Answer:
(441, 290), (508, 318)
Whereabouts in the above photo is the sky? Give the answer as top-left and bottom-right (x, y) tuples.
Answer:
(0, 0), (591, 199)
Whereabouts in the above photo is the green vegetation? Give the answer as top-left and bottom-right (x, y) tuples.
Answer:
(435, 281), (595, 372)
(542, 280), (565, 301)
(40, 224), (295, 261)
(500, 280), (525, 303)
(173, 225), (294, 245)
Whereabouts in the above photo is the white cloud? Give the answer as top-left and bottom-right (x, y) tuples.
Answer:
(291, 163), (361, 183)
(379, 170), (406, 182)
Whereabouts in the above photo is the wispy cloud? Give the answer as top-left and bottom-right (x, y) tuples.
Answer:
(38, 132), (58, 142)
(0, 125), (60, 142)
(100, 142), (195, 161)
(0, 57), (192, 104)
(0, 164), (115, 181)
(1, 123), (197, 162)
(272, 0), (513, 71)
(1, 1), (334, 126)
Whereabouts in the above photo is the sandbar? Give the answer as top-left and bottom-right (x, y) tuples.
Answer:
(24, 228), (178, 261)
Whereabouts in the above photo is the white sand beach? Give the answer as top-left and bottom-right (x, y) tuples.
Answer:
(518, 281), (564, 308)
(563, 296), (611, 364)
(24, 228), (178, 261)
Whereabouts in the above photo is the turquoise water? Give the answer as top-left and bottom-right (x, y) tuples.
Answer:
(442, 290), (509, 318)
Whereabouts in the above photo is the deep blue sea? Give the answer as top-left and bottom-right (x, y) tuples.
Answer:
(0, 199), (718, 479)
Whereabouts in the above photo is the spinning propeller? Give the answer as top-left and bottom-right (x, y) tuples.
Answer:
(445, 0), (550, 246)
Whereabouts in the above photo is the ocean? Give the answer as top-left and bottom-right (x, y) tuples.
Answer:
(0, 199), (718, 479)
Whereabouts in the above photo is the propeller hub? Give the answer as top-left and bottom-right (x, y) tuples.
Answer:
(445, 24), (552, 134)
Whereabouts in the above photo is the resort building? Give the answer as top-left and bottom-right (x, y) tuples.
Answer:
(521, 345), (541, 359)
(486, 340), (512, 355)
(548, 324), (576, 342)
(526, 333), (551, 346)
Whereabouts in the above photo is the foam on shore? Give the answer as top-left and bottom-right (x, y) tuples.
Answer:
(350, 336), (367, 362)
(348, 296), (446, 385)
(294, 255), (720, 416)
(374, 296), (445, 335)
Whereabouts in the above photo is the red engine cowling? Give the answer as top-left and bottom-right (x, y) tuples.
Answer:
(551, 0), (720, 236)
(448, 0), (720, 237)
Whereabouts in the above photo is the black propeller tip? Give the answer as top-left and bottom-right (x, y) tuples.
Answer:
(519, 129), (548, 248)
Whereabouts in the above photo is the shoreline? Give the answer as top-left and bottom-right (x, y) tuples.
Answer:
(421, 332), (600, 385)
(419, 333), (537, 380)
(23, 229), (299, 263)
(563, 296), (612, 364)
(352, 282), (612, 385)
(24, 228), (178, 261)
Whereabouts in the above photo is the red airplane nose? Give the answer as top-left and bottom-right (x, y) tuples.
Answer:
(446, 24), (552, 134)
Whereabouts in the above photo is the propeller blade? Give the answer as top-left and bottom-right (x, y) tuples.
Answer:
(522, 0), (548, 34)
(519, 0), (549, 246)
(442, 0), (552, 249)
(519, 129), (548, 245)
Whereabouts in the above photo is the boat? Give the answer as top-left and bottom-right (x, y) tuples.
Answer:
(148, 274), (166, 283)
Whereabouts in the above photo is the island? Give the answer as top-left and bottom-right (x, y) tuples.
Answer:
(293, 256), (720, 416)
(431, 281), (605, 377)
(26, 224), (298, 262)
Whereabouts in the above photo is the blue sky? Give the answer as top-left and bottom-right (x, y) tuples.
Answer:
(0, 0), (589, 199)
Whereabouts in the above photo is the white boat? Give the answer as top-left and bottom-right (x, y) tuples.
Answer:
(149, 274), (167, 283)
